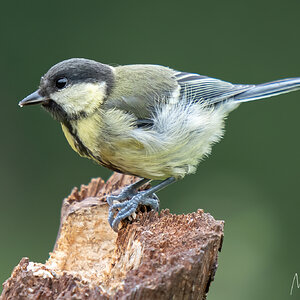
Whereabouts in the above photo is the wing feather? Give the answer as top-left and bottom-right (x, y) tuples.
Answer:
(175, 72), (253, 105)
(104, 68), (254, 128)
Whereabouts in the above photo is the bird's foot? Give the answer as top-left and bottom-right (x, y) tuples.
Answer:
(108, 191), (159, 232)
(107, 186), (137, 206)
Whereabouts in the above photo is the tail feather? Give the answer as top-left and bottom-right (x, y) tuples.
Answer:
(234, 78), (300, 102)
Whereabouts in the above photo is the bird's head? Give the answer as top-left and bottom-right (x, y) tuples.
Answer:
(19, 58), (115, 122)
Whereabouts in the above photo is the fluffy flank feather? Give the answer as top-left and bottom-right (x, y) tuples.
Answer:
(98, 101), (238, 180)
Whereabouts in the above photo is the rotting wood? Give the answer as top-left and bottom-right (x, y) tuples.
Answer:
(1, 173), (224, 300)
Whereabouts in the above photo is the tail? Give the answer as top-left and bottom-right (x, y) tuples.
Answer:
(234, 77), (300, 102)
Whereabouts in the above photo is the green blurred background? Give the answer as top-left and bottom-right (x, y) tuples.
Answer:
(1, 0), (300, 299)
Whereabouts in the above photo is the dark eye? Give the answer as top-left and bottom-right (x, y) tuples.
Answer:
(56, 78), (68, 89)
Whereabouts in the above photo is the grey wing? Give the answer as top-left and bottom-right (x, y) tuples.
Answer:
(104, 95), (153, 118)
(103, 95), (155, 127)
(174, 72), (254, 106)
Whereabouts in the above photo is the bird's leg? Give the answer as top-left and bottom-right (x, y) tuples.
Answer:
(108, 177), (176, 232)
(106, 177), (151, 206)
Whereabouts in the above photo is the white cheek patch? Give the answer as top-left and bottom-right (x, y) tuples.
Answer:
(51, 82), (107, 115)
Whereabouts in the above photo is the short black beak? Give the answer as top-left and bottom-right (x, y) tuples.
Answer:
(19, 90), (46, 107)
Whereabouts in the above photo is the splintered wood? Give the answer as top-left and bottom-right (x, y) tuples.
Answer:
(1, 173), (224, 300)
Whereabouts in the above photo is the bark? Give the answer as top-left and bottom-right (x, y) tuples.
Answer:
(1, 173), (224, 300)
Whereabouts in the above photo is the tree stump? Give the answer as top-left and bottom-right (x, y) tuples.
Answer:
(1, 173), (224, 300)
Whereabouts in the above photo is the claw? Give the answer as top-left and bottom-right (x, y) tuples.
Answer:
(108, 192), (159, 232)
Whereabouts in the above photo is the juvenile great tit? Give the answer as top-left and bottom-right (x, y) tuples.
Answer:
(19, 58), (300, 231)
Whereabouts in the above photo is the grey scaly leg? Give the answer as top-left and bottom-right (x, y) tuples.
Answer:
(108, 177), (176, 232)
(106, 177), (151, 206)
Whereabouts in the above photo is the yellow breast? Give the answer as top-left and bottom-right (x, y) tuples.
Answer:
(61, 123), (79, 154)
(75, 114), (103, 155)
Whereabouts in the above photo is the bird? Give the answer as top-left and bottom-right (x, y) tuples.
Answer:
(19, 58), (300, 231)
